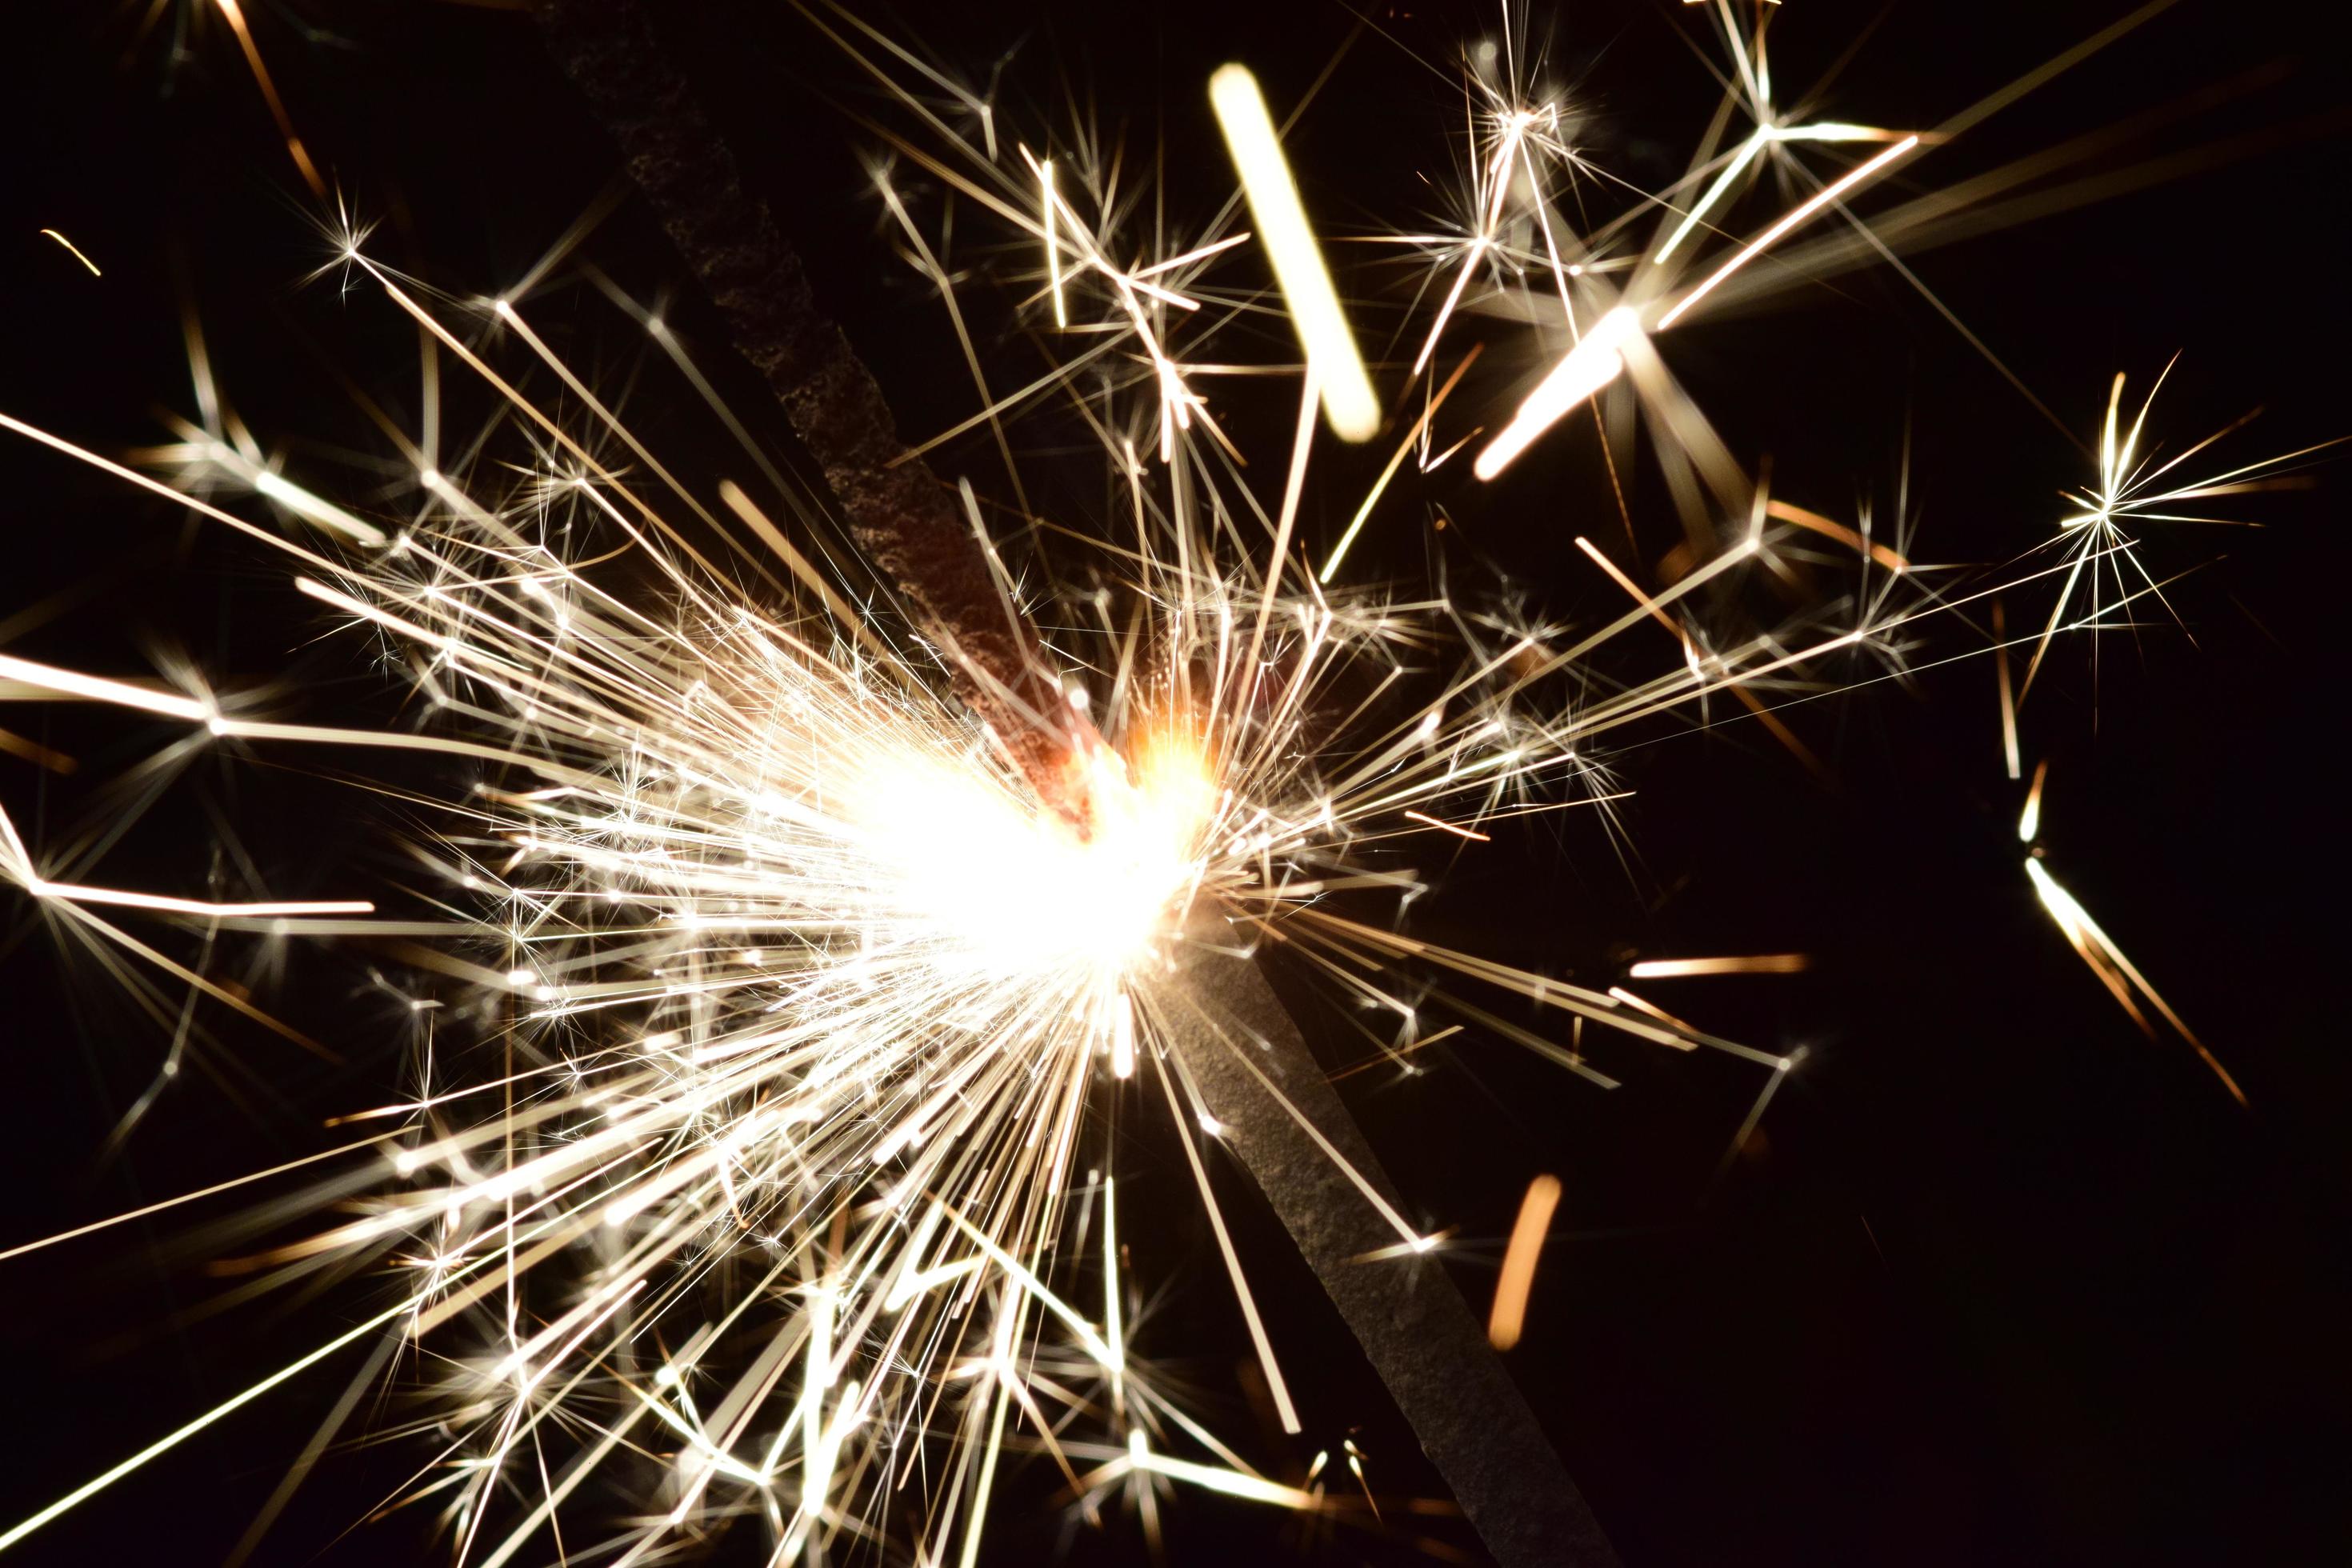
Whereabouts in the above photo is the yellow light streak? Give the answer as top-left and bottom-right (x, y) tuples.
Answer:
(38, 229), (101, 276)
(0, 727), (74, 774)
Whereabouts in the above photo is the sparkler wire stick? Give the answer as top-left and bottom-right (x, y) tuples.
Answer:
(528, 0), (1082, 814)
(530, 4), (1622, 1559)
(1172, 943), (1622, 1568)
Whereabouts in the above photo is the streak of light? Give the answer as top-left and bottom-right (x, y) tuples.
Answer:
(1627, 954), (1810, 978)
(1657, 122), (1898, 263)
(1764, 499), (1910, 573)
(0, 727), (75, 774)
(1041, 158), (1067, 328)
(0, 1133), (398, 1263)
(0, 1298), (415, 1552)
(38, 229), (101, 276)
(1714, 1048), (1803, 1181)
(19, 882), (374, 919)
(1606, 986), (1702, 1042)
(0, 653), (211, 722)
(1730, 682), (1833, 785)
(1152, 1048), (1302, 1434)
(1318, 344), (1482, 582)
(210, 0), (327, 198)
(1116, 1432), (1322, 1510)
(0, 409), (381, 554)
(1654, 135), (1919, 330)
(1993, 598), (2022, 779)
(1486, 1173), (1561, 1351)
(2025, 858), (2246, 1106)
(1208, 64), (1379, 442)
(1574, 534), (1680, 639)
(2018, 758), (2049, 843)
(1402, 809), (1490, 842)
(1109, 990), (1136, 1078)
(1474, 307), (1642, 480)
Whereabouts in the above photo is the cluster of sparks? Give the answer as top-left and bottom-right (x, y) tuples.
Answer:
(2, 1), (2330, 1562)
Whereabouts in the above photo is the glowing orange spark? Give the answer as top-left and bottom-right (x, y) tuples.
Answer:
(1488, 1173), (1562, 1350)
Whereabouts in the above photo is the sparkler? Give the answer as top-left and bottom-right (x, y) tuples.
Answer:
(2018, 362), (2346, 702)
(2, 2), (2333, 1563)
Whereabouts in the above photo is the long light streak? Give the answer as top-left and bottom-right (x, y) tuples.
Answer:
(1209, 64), (1380, 442)
(1655, 135), (1920, 330)
(1627, 955), (1810, 978)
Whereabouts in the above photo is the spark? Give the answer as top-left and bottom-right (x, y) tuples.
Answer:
(0, 1299), (416, 1554)
(209, 0), (327, 198)
(2019, 364), (2346, 700)
(1488, 1173), (1562, 1351)
(2026, 857), (2245, 1106)
(1627, 955), (1811, 978)
(38, 228), (102, 276)
(1209, 64), (1379, 442)
(1403, 809), (1492, 842)
(2018, 758), (2049, 843)
(1606, 986), (1704, 1042)
(1654, 134), (1920, 330)
(1041, 158), (1067, 327)
(1478, 130), (1917, 480)
(1765, 500), (1911, 574)
(0, 651), (213, 722)
(18, 882), (372, 920)
(1319, 344), (1482, 582)
(1992, 598), (2022, 780)
(1654, 1), (1899, 266)
(1475, 307), (1643, 480)
(0, 728), (75, 774)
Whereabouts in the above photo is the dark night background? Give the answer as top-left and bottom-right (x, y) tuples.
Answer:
(4, 2), (2349, 1564)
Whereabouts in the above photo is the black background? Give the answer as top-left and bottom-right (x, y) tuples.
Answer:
(4, 2), (2349, 1564)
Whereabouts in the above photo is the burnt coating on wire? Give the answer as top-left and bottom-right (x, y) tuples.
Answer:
(531, 0), (1081, 818)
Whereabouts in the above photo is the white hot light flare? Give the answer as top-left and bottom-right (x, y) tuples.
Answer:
(1474, 306), (1644, 480)
(1209, 63), (1381, 442)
